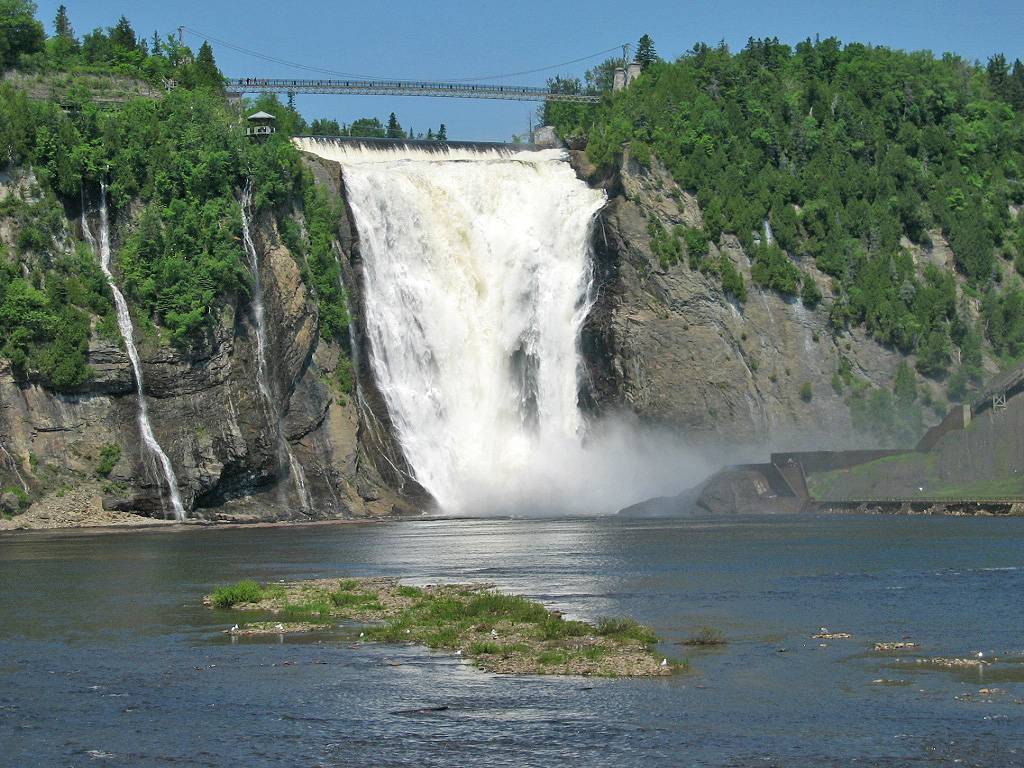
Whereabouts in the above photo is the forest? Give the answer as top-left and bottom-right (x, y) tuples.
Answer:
(0, 3), (359, 388)
(546, 36), (1024, 407)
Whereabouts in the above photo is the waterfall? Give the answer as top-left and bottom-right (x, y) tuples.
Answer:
(300, 139), (664, 515)
(239, 183), (312, 514)
(0, 444), (29, 494)
(84, 185), (185, 521)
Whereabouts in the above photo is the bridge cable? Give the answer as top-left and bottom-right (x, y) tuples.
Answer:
(180, 26), (626, 84)
(446, 44), (626, 82)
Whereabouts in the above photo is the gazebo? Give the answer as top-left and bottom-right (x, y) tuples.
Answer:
(245, 111), (276, 140)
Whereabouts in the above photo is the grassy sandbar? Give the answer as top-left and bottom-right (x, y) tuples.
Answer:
(205, 577), (678, 677)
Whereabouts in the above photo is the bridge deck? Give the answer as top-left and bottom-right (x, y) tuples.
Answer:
(228, 78), (601, 103)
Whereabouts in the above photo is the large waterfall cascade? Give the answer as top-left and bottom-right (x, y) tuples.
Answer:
(83, 185), (185, 521)
(297, 139), (694, 514)
(239, 183), (312, 514)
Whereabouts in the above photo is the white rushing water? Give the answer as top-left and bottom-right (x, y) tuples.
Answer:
(84, 185), (185, 520)
(297, 140), (706, 515)
(0, 444), (29, 493)
(239, 183), (312, 514)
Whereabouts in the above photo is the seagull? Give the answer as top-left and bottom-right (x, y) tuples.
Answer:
(359, 632), (365, 638)
(660, 658), (669, 667)
(490, 629), (498, 638)
(230, 624), (239, 634)
(275, 623), (284, 632)
(977, 651), (985, 658)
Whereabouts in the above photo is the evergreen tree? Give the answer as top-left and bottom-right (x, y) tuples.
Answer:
(48, 3), (78, 60)
(53, 4), (72, 38)
(386, 112), (404, 139)
(893, 361), (917, 405)
(108, 15), (137, 51)
(987, 53), (1009, 99)
(916, 330), (950, 379)
(636, 34), (657, 69)
(0, 0), (45, 68)
(192, 41), (222, 90)
(437, 123), (447, 141)
(1010, 59), (1024, 109)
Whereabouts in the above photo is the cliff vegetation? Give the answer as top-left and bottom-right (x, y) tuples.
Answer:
(547, 36), (1024, 412)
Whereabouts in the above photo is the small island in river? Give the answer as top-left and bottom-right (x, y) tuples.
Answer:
(205, 577), (678, 677)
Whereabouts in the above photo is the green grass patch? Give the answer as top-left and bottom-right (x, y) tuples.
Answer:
(681, 626), (727, 646)
(537, 650), (568, 666)
(595, 617), (658, 644)
(468, 641), (502, 655)
(278, 601), (333, 623)
(329, 591), (381, 610)
(207, 577), (675, 676)
(539, 616), (591, 640)
(210, 580), (266, 608)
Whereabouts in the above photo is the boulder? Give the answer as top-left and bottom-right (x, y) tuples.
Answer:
(1, 491), (21, 515)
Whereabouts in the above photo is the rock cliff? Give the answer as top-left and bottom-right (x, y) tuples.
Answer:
(575, 150), (937, 456)
(0, 163), (413, 524)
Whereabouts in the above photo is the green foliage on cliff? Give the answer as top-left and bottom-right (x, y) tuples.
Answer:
(0, 7), (356, 368)
(546, 37), (1024, 384)
(0, 191), (113, 388)
(95, 443), (121, 476)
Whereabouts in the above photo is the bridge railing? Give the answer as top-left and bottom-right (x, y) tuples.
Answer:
(227, 78), (601, 103)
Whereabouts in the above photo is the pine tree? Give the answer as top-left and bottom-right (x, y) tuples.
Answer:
(386, 112), (403, 139)
(437, 123), (447, 141)
(48, 3), (79, 60)
(192, 41), (222, 90)
(109, 16), (137, 51)
(893, 361), (917, 405)
(987, 53), (1010, 100)
(636, 34), (657, 69)
(54, 5), (73, 39)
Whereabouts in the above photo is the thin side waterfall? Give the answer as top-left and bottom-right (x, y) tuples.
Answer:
(0, 444), (29, 493)
(85, 184), (185, 521)
(239, 183), (312, 514)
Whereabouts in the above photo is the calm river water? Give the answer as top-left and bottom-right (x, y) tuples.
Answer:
(1, 515), (1023, 767)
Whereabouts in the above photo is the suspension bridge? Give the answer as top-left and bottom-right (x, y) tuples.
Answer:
(226, 78), (602, 103)
(179, 26), (620, 106)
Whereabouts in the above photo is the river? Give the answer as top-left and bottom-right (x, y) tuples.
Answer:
(1, 515), (1022, 766)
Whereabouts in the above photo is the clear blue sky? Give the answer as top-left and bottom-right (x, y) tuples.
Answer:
(40, 0), (1024, 141)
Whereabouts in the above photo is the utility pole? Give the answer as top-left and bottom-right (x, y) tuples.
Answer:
(622, 42), (631, 64)
(177, 26), (184, 44)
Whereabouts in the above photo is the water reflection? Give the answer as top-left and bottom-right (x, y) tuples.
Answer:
(1, 515), (1023, 767)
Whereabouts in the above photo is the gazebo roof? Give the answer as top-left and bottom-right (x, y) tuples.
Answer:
(247, 111), (276, 121)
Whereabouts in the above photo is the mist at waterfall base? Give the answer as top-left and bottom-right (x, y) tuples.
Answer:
(297, 139), (710, 516)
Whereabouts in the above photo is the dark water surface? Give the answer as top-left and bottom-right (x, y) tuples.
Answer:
(1, 515), (1023, 767)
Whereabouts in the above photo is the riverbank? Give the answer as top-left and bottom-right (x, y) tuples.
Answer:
(0, 485), (175, 531)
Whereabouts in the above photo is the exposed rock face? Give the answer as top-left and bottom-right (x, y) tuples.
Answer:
(576, 151), (923, 453)
(0, 167), (415, 523)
